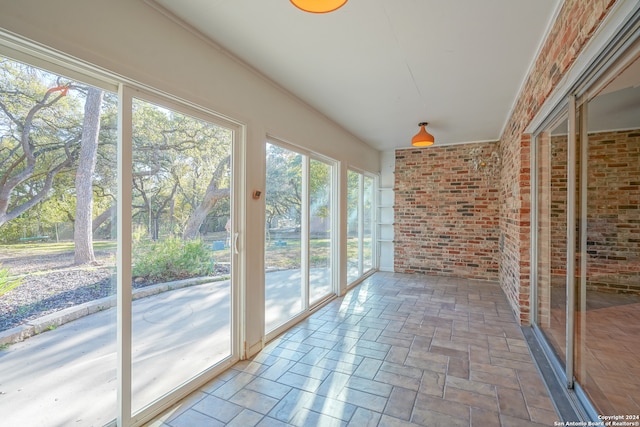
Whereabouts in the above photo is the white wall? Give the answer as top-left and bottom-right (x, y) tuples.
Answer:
(0, 0), (380, 355)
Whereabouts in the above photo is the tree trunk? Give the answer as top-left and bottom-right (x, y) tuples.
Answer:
(182, 155), (230, 240)
(92, 205), (115, 233)
(74, 87), (104, 264)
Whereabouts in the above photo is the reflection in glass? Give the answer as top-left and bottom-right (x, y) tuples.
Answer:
(536, 116), (569, 365)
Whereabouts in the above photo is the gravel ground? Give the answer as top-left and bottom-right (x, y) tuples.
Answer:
(0, 251), (229, 332)
(0, 251), (116, 331)
(0, 269), (115, 331)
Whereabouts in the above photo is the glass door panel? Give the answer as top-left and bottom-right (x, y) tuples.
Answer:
(346, 170), (376, 284)
(363, 175), (374, 272)
(347, 170), (361, 283)
(573, 59), (640, 415)
(309, 159), (333, 304)
(264, 143), (303, 333)
(536, 116), (570, 365)
(0, 57), (118, 425)
(130, 97), (233, 413)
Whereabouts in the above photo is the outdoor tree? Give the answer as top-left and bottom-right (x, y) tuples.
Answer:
(0, 57), (117, 250)
(181, 154), (230, 240)
(1, 56), (236, 253)
(265, 143), (302, 230)
(0, 58), (80, 228)
(74, 86), (104, 264)
(131, 99), (232, 241)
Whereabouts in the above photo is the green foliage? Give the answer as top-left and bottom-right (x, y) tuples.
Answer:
(265, 143), (303, 229)
(132, 238), (214, 283)
(0, 218), (28, 243)
(0, 265), (22, 296)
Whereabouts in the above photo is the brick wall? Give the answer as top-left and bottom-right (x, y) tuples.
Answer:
(548, 130), (640, 294)
(586, 130), (640, 293)
(394, 143), (500, 280)
(498, 0), (616, 323)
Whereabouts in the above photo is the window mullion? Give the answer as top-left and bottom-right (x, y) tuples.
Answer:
(117, 84), (134, 426)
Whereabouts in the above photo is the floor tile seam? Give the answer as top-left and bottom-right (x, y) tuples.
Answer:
(266, 344), (316, 360)
(495, 385), (544, 425)
(445, 374), (498, 398)
(373, 372), (422, 393)
(161, 392), (211, 425)
(514, 368), (552, 420)
(383, 385), (419, 422)
(183, 405), (231, 425)
(410, 394), (473, 425)
(443, 382), (501, 414)
(343, 374), (394, 397)
(291, 405), (353, 425)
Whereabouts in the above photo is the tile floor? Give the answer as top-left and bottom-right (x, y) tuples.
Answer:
(147, 272), (559, 426)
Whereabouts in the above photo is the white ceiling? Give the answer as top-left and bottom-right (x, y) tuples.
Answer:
(151, 0), (562, 151)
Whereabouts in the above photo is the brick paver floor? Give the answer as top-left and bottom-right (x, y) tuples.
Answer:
(148, 272), (559, 426)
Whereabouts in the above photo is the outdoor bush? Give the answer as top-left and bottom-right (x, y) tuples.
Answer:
(0, 265), (22, 296)
(132, 238), (214, 283)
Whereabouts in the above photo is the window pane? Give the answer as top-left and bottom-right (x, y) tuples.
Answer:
(536, 117), (569, 366)
(363, 175), (374, 272)
(309, 159), (332, 304)
(573, 65), (640, 416)
(130, 97), (233, 413)
(265, 143), (303, 332)
(347, 170), (361, 283)
(0, 57), (118, 425)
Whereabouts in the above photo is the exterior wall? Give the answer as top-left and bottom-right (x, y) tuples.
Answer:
(394, 143), (500, 280)
(499, 0), (616, 323)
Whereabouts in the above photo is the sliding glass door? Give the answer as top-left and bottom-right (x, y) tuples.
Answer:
(309, 159), (333, 304)
(264, 143), (304, 332)
(127, 94), (236, 415)
(347, 170), (375, 284)
(534, 43), (640, 417)
(572, 57), (640, 416)
(535, 115), (570, 367)
(0, 55), (241, 426)
(0, 56), (118, 427)
(264, 142), (336, 334)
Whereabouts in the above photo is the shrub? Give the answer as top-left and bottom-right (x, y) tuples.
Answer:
(132, 238), (214, 283)
(0, 265), (22, 296)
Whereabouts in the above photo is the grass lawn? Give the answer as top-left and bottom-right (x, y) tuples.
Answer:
(0, 240), (117, 256)
(0, 237), (372, 273)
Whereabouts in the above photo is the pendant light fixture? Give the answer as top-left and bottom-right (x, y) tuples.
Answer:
(411, 122), (435, 147)
(290, 0), (348, 13)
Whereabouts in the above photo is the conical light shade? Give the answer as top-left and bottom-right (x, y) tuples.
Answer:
(411, 122), (435, 147)
(290, 0), (347, 13)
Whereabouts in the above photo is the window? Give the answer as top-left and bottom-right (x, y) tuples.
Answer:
(128, 95), (235, 415)
(264, 141), (336, 335)
(533, 31), (640, 419)
(347, 169), (375, 284)
(0, 55), (119, 426)
(0, 54), (242, 426)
